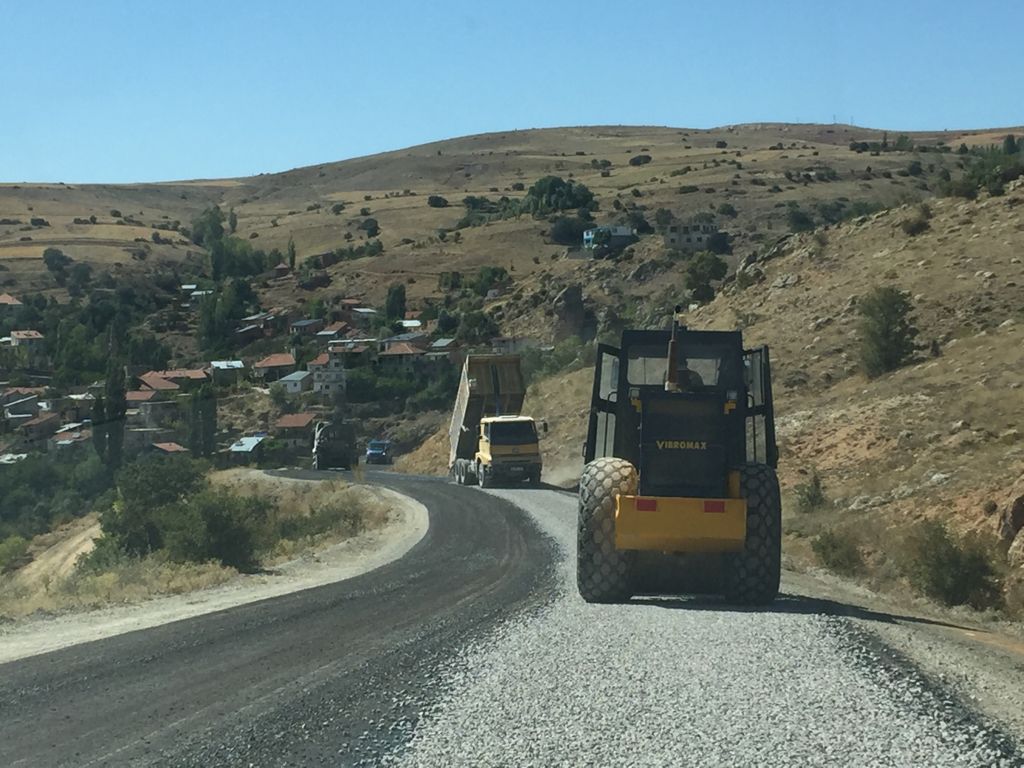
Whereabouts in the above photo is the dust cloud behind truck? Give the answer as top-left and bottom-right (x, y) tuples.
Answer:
(449, 354), (544, 487)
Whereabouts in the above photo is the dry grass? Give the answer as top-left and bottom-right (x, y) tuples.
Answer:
(3, 123), (1014, 316)
(0, 556), (235, 620)
(207, 468), (391, 562)
(0, 469), (391, 620)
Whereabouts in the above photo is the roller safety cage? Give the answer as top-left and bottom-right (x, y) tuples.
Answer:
(577, 315), (781, 605)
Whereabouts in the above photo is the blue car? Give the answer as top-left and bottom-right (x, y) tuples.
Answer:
(365, 439), (394, 465)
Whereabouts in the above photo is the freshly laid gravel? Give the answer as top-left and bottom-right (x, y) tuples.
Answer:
(387, 488), (1022, 768)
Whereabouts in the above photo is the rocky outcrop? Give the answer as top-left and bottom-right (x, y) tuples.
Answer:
(552, 284), (585, 341)
(999, 474), (1024, 542)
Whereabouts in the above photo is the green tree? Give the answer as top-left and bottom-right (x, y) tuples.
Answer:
(471, 266), (508, 296)
(103, 456), (205, 556)
(549, 216), (590, 245)
(787, 208), (815, 233)
(893, 134), (914, 151)
(686, 252), (728, 302)
(103, 357), (127, 470)
(91, 394), (108, 466)
(287, 237), (296, 270)
(190, 206), (225, 246)
(1003, 134), (1019, 155)
(187, 384), (217, 457)
(66, 262), (93, 298)
(626, 210), (653, 235)
(654, 208), (675, 232)
(705, 231), (732, 255)
(857, 287), (919, 377)
(228, 208), (238, 234)
(456, 310), (499, 344)
(269, 382), (288, 409)
(43, 247), (72, 285)
(438, 271), (463, 291)
(162, 489), (271, 572)
(385, 283), (407, 321)
(436, 309), (458, 334)
(427, 195), (449, 208)
(521, 176), (595, 217)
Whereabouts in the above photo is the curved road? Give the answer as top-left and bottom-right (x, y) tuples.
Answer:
(0, 474), (554, 767)
(1, 472), (1021, 767)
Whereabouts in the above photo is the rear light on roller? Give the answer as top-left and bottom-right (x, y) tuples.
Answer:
(704, 500), (726, 514)
(635, 497), (658, 512)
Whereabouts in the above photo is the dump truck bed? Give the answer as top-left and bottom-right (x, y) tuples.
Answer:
(448, 354), (526, 468)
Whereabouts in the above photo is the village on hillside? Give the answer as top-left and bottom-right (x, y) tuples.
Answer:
(0, 278), (544, 467)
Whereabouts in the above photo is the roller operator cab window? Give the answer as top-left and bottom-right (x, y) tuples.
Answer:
(488, 421), (538, 445)
(626, 345), (726, 388)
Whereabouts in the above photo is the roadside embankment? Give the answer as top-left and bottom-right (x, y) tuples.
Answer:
(0, 472), (428, 663)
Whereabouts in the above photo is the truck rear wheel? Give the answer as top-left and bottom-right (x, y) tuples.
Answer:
(724, 463), (782, 605)
(477, 462), (493, 489)
(577, 457), (637, 603)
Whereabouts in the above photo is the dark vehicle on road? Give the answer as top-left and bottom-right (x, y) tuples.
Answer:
(365, 439), (394, 465)
(312, 420), (357, 470)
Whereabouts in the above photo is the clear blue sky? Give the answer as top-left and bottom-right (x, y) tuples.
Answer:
(3, 0), (1021, 183)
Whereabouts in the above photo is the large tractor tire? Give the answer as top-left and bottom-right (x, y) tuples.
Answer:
(724, 463), (782, 605)
(577, 457), (638, 603)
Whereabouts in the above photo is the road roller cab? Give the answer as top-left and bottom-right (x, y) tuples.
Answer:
(577, 313), (781, 605)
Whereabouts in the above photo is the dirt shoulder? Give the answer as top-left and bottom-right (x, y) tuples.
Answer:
(0, 485), (428, 664)
(782, 567), (1024, 740)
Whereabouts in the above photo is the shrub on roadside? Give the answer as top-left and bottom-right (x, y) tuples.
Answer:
(812, 530), (864, 576)
(794, 469), (828, 513)
(899, 519), (1001, 609)
(0, 535), (29, 573)
(162, 490), (272, 572)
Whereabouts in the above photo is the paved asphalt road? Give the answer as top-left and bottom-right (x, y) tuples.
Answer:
(0, 472), (555, 767)
(2, 471), (1022, 767)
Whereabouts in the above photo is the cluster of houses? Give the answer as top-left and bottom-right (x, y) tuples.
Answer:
(1, 284), (542, 465)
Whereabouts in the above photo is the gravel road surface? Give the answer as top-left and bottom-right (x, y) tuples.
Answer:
(387, 486), (1023, 768)
(1, 473), (1021, 767)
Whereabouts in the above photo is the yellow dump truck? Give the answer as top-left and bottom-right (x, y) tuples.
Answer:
(449, 354), (544, 487)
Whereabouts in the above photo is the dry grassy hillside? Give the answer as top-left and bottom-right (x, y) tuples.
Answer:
(2, 123), (1013, 314)
(688, 182), (1024, 583)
